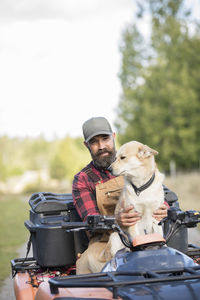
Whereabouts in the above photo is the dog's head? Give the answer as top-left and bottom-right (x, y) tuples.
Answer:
(110, 141), (158, 178)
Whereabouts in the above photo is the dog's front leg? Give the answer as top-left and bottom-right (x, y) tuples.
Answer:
(103, 232), (124, 260)
(127, 224), (140, 241)
(152, 219), (163, 235)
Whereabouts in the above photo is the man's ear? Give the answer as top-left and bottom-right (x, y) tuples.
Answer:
(137, 145), (158, 160)
(112, 132), (116, 139)
(84, 141), (89, 149)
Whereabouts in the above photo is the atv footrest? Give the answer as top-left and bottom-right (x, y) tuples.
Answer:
(11, 257), (41, 277)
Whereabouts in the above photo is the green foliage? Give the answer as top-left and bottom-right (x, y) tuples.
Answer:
(0, 137), (25, 181)
(22, 136), (52, 170)
(0, 134), (90, 187)
(116, 0), (200, 172)
(0, 154), (7, 181)
(50, 136), (90, 182)
(0, 135), (53, 181)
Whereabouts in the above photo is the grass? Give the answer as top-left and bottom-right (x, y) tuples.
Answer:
(0, 194), (29, 289)
(164, 171), (200, 234)
(164, 171), (200, 211)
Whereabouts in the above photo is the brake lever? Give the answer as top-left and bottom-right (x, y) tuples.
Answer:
(158, 217), (168, 226)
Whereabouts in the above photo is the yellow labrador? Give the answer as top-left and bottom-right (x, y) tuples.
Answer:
(107, 140), (164, 257)
(76, 141), (164, 274)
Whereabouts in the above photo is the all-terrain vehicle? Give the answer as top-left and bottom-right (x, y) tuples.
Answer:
(11, 192), (200, 300)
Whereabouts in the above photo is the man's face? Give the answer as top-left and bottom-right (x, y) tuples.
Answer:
(85, 133), (116, 169)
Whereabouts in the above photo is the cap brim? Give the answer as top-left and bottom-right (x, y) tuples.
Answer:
(85, 131), (112, 143)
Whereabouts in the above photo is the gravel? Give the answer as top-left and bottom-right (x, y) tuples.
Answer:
(0, 243), (29, 300)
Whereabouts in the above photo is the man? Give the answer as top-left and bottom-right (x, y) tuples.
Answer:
(72, 116), (168, 228)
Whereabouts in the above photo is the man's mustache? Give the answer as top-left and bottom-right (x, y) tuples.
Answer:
(96, 149), (112, 157)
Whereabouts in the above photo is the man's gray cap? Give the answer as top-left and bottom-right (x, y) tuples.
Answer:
(82, 117), (113, 142)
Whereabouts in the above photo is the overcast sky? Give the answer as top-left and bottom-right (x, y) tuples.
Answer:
(0, 0), (137, 140)
(0, 0), (199, 140)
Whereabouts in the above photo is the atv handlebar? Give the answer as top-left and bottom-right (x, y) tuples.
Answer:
(61, 208), (200, 249)
(62, 208), (200, 232)
(160, 208), (200, 228)
(62, 215), (132, 248)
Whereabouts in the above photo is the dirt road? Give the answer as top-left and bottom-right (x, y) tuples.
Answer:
(0, 244), (28, 300)
(0, 229), (200, 300)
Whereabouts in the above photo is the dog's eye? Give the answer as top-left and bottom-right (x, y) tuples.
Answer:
(120, 156), (126, 160)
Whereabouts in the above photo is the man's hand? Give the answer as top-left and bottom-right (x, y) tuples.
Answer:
(115, 205), (141, 227)
(115, 202), (168, 227)
(153, 204), (168, 222)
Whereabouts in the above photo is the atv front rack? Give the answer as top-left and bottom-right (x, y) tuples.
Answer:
(49, 266), (200, 298)
(187, 244), (200, 263)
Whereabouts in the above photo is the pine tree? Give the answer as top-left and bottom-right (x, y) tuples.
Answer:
(116, 0), (200, 172)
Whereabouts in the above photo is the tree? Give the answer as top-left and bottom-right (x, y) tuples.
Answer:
(116, 0), (200, 172)
(50, 136), (90, 182)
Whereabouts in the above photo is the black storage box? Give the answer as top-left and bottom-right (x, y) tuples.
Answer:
(25, 192), (78, 268)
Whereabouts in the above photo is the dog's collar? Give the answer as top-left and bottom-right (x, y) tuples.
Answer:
(130, 173), (155, 196)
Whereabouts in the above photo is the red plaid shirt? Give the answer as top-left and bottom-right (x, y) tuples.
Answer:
(72, 161), (115, 221)
(72, 161), (171, 222)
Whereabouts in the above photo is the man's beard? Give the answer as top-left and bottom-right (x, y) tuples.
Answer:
(91, 147), (116, 169)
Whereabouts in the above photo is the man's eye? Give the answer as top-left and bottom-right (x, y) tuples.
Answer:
(89, 140), (96, 145)
(120, 156), (126, 160)
(103, 136), (109, 140)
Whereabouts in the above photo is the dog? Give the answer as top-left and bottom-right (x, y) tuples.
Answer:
(76, 141), (164, 274)
(107, 140), (165, 257)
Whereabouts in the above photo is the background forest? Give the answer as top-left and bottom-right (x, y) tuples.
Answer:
(0, 0), (199, 194)
(116, 0), (200, 172)
(0, 135), (90, 193)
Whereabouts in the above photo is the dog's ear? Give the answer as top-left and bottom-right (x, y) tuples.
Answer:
(137, 145), (158, 160)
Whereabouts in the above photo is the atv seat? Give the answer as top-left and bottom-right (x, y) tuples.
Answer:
(133, 233), (166, 249)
